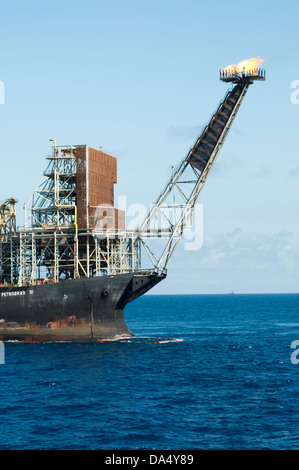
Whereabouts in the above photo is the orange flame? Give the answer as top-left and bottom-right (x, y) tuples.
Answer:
(221, 57), (264, 74)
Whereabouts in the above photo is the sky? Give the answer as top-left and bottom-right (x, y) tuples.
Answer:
(0, 0), (298, 294)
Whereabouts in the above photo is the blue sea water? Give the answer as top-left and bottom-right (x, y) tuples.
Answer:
(0, 293), (299, 450)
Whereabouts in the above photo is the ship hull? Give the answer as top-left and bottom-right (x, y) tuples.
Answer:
(0, 273), (165, 342)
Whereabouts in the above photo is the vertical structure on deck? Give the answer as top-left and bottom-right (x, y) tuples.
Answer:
(0, 144), (141, 286)
(0, 198), (17, 284)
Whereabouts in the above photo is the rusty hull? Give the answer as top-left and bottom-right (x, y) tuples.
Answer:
(0, 273), (165, 342)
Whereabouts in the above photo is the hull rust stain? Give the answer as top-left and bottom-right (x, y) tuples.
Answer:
(0, 273), (165, 342)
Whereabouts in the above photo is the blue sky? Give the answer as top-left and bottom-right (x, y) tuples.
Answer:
(0, 0), (298, 293)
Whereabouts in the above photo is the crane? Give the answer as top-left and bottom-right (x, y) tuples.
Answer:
(137, 66), (265, 275)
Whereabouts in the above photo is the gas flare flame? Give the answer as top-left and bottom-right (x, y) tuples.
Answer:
(221, 57), (264, 74)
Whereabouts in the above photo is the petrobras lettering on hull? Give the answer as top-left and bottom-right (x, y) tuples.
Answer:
(1, 290), (33, 298)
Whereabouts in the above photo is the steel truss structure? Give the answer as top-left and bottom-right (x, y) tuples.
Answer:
(1, 229), (141, 286)
(24, 141), (77, 229)
(0, 68), (265, 286)
(0, 142), (141, 285)
(0, 198), (17, 242)
(137, 68), (265, 274)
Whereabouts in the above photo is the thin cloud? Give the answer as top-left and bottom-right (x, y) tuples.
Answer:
(167, 124), (204, 142)
(167, 228), (299, 293)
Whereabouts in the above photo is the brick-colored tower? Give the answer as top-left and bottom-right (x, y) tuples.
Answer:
(76, 146), (125, 230)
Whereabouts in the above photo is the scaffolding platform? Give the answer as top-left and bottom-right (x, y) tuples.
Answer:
(0, 145), (140, 286)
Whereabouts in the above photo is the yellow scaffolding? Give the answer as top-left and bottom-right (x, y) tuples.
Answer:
(0, 198), (17, 241)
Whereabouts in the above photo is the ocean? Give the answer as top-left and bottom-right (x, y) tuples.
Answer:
(0, 293), (299, 450)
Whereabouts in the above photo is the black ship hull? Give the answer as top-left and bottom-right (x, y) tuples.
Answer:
(0, 273), (165, 342)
